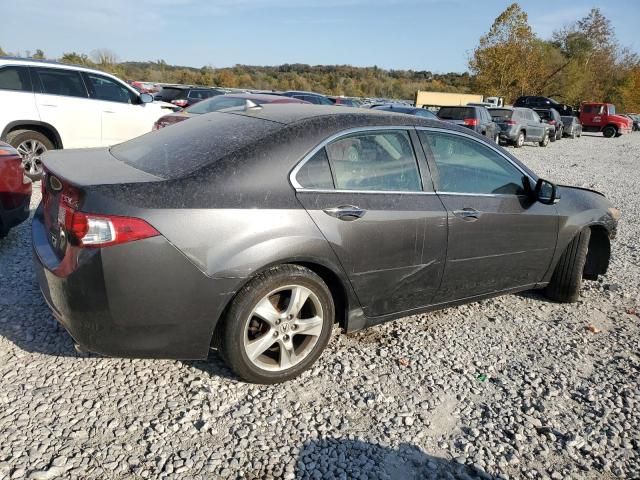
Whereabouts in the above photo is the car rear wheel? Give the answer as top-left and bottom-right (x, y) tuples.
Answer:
(545, 229), (591, 303)
(6, 130), (54, 180)
(493, 133), (500, 144)
(219, 265), (334, 383)
(514, 131), (525, 148)
(539, 132), (549, 147)
(603, 125), (616, 138)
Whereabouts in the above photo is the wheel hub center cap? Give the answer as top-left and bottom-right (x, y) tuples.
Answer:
(280, 322), (290, 333)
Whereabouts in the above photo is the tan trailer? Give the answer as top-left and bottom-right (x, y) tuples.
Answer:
(415, 91), (484, 108)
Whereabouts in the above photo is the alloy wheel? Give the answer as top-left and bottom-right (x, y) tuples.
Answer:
(16, 139), (47, 177)
(243, 285), (324, 372)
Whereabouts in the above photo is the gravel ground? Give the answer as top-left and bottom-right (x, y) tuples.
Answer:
(0, 132), (639, 480)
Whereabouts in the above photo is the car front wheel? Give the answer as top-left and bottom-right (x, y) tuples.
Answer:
(603, 126), (616, 138)
(545, 229), (591, 303)
(219, 265), (334, 383)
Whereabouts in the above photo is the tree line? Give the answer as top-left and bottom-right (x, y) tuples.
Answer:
(1, 3), (638, 110)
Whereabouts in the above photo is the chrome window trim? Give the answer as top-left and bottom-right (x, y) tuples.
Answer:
(289, 125), (421, 191)
(296, 188), (437, 195)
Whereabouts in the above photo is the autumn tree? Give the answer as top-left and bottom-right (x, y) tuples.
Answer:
(32, 49), (45, 59)
(469, 3), (546, 102)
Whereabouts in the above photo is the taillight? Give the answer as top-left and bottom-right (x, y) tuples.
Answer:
(66, 211), (159, 248)
(172, 99), (188, 107)
(504, 119), (517, 125)
(463, 118), (478, 126)
(548, 120), (556, 125)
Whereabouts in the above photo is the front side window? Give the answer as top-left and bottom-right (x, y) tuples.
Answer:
(33, 67), (87, 98)
(419, 131), (525, 195)
(324, 130), (422, 192)
(0, 66), (32, 92)
(85, 73), (137, 104)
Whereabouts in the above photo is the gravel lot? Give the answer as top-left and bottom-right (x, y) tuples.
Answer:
(1, 132), (639, 480)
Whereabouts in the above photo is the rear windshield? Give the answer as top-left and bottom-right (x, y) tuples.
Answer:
(536, 110), (553, 120)
(489, 109), (513, 121)
(110, 112), (283, 179)
(158, 87), (184, 101)
(437, 107), (474, 120)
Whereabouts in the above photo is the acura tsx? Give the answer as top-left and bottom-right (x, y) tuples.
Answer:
(33, 105), (618, 383)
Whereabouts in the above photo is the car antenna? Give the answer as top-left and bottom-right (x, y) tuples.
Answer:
(244, 100), (263, 111)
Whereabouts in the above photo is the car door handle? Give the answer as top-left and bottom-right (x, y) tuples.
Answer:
(323, 205), (366, 221)
(453, 208), (481, 221)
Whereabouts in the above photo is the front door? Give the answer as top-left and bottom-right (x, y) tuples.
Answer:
(417, 129), (558, 302)
(293, 128), (448, 317)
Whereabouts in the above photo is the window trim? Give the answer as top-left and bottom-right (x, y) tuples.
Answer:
(415, 126), (535, 198)
(290, 126), (430, 195)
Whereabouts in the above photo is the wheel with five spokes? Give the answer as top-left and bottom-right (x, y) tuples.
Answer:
(219, 265), (334, 383)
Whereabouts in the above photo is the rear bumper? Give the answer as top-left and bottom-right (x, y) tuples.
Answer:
(32, 207), (237, 359)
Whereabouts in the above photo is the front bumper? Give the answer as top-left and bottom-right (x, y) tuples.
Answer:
(32, 207), (237, 359)
(0, 194), (30, 235)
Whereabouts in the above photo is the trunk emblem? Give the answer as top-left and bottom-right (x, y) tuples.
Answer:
(49, 176), (63, 192)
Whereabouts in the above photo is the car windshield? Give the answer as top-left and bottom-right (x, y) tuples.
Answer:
(110, 112), (283, 179)
(536, 110), (552, 120)
(186, 96), (247, 114)
(437, 107), (473, 120)
(158, 87), (184, 101)
(489, 109), (513, 121)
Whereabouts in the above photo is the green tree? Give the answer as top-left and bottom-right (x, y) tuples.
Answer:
(32, 49), (45, 59)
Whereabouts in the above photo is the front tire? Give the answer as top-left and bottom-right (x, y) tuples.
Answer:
(219, 265), (334, 384)
(6, 129), (54, 180)
(514, 131), (525, 148)
(538, 132), (549, 147)
(545, 229), (591, 303)
(603, 125), (616, 138)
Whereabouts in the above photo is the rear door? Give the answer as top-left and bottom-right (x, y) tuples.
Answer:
(0, 65), (39, 134)
(417, 128), (558, 302)
(83, 72), (158, 146)
(292, 127), (448, 318)
(525, 110), (545, 141)
(31, 67), (100, 148)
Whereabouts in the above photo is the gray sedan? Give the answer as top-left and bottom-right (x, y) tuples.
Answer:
(33, 105), (618, 383)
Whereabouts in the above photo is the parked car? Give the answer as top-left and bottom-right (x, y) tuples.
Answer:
(514, 96), (573, 116)
(0, 57), (172, 179)
(153, 93), (310, 129)
(327, 96), (361, 107)
(579, 102), (633, 138)
(534, 108), (564, 141)
(372, 104), (438, 119)
(437, 105), (499, 142)
(33, 105), (618, 383)
(282, 91), (334, 105)
(631, 114), (640, 131)
(489, 107), (550, 147)
(155, 86), (225, 108)
(0, 142), (31, 238)
(561, 116), (583, 139)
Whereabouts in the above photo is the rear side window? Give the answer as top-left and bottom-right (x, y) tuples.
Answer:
(437, 107), (474, 120)
(324, 130), (422, 192)
(33, 67), (87, 98)
(110, 112), (283, 179)
(295, 148), (334, 189)
(0, 66), (32, 92)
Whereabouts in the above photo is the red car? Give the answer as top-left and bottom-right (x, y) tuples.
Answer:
(0, 142), (32, 238)
(153, 93), (310, 130)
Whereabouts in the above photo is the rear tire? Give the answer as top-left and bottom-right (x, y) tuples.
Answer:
(603, 125), (616, 138)
(219, 265), (334, 384)
(545, 229), (591, 303)
(6, 129), (54, 180)
(514, 131), (525, 148)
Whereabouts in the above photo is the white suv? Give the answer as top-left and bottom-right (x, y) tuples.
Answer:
(0, 57), (172, 178)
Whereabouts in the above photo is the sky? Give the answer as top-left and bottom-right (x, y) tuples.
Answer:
(1, 0), (639, 73)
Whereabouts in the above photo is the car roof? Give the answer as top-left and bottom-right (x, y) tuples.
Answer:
(284, 91), (327, 96)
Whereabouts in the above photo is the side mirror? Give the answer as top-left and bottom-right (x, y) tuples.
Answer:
(535, 178), (560, 205)
(140, 93), (154, 104)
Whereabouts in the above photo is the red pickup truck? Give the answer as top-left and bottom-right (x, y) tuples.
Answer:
(579, 102), (633, 138)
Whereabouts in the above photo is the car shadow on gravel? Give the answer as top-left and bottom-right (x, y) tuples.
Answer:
(295, 438), (495, 479)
